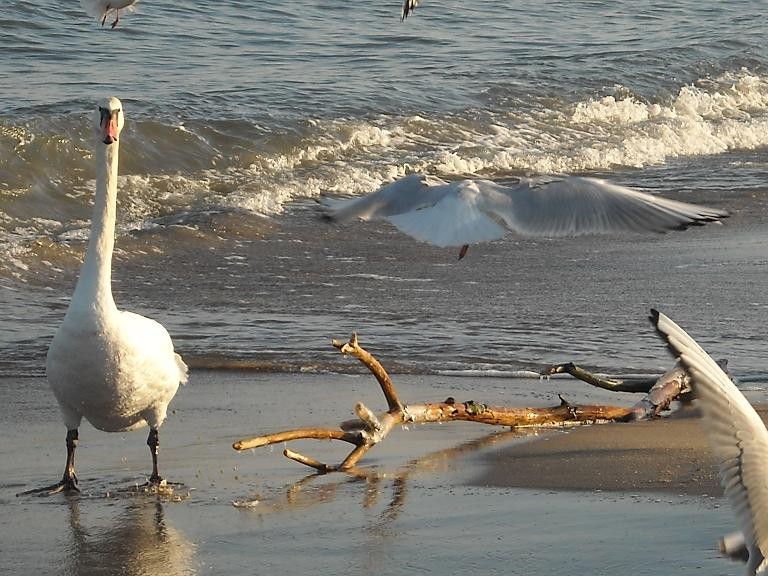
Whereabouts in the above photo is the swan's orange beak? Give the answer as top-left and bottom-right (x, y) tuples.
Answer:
(99, 107), (120, 145)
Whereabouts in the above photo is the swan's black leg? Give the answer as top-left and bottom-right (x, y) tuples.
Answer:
(18, 429), (80, 496)
(101, 5), (110, 26)
(147, 428), (162, 484)
(61, 428), (79, 488)
(110, 9), (120, 28)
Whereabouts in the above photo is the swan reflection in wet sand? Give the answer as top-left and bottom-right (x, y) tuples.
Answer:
(63, 497), (196, 576)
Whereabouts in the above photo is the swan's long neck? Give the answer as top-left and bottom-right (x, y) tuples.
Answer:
(71, 140), (119, 314)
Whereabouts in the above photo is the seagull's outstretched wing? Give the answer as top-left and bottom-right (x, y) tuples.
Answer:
(323, 174), (507, 247)
(651, 309), (768, 576)
(486, 176), (728, 236)
(323, 174), (729, 248)
(402, 0), (419, 19)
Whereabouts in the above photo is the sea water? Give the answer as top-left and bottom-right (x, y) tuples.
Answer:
(1, 0), (768, 386)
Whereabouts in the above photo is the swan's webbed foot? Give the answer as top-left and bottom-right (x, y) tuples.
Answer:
(17, 472), (79, 496)
(148, 472), (164, 486)
(17, 428), (80, 496)
(135, 475), (180, 497)
(136, 429), (179, 494)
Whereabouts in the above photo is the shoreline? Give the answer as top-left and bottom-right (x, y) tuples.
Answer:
(2, 372), (751, 576)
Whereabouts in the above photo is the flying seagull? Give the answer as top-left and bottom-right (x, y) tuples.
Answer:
(80, 0), (139, 28)
(322, 174), (729, 259)
(402, 0), (419, 19)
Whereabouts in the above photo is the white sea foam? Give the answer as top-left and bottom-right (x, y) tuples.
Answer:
(425, 69), (768, 175)
(3, 69), (768, 283)
(211, 69), (768, 213)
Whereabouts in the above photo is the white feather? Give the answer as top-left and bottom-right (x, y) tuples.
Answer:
(653, 310), (768, 575)
(323, 174), (728, 248)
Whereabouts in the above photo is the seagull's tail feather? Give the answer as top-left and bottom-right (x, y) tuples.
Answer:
(79, 0), (138, 19)
(79, 0), (107, 18)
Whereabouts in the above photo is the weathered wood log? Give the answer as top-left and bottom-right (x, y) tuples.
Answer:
(546, 359), (728, 396)
(545, 361), (692, 420)
(625, 363), (691, 420)
(544, 362), (656, 392)
(232, 334), (636, 472)
(402, 396), (634, 428)
(546, 359), (729, 421)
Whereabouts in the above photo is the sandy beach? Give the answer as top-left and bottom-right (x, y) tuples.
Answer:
(475, 409), (723, 495)
(1, 370), (748, 576)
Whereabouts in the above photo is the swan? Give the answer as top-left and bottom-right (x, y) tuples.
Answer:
(652, 309), (768, 575)
(402, 0), (419, 19)
(322, 174), (729, 258)
(79, 0), (139, 28)
(27, 97), (187, 494)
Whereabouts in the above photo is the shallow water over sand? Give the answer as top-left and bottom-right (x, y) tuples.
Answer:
(0, 371), (749, 576)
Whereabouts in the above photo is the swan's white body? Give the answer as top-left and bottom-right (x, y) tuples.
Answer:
(653, 310), (768, 576)
(43, 97), (186, 489)
(47, 310), (186, 434)
(323, 174), (729, 250)
(79, 0), (139, 27)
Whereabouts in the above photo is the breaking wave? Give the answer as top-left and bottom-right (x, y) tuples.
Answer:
(2, 68), (768, 281)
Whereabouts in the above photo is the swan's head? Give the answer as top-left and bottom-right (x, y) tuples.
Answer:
(96, 96), (124, 146)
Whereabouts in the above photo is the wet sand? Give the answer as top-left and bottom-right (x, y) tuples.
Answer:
(475, 409), (726, 495)
(1, 371), (749, 575)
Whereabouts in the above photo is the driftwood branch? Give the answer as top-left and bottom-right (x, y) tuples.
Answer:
(626, 363), (691, 420)
(545, 363), (655, 392)
(332, 333), (403, 412)
(546, 359), (728, 395)
(545, 358), (729, 421)
(545, 361), (691, 420)
(232, 334), (637, 473)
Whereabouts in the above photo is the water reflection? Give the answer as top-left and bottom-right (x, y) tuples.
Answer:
(63, 495), (196, 576)
(234, 427), (538, 523)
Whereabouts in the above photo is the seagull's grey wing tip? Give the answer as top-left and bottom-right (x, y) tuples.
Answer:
(674, 207), (730, 231)
(648, 308), (661, 329)
(315, 196), (344, 222)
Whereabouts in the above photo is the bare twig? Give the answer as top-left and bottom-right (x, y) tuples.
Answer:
(332, 333), (403, 412)
(545, 362), (655, 392)
(233, 428), (357, 451)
